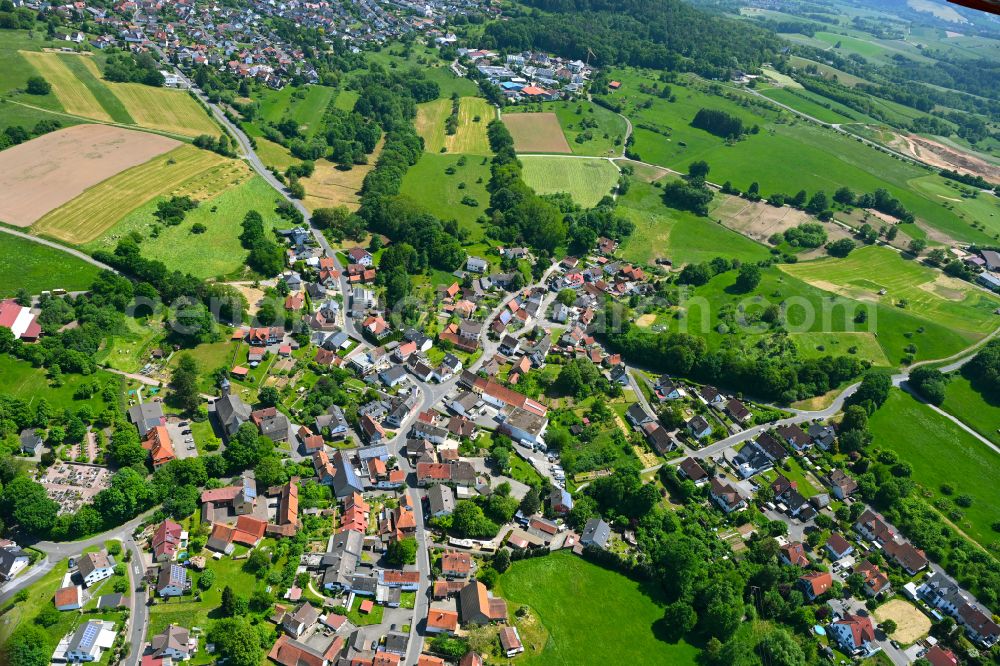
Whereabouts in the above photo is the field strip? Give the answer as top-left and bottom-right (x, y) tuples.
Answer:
(109, 82), (219, 138)
(58, 54), (134, 124)
(32, 145), (233, 244)
(20, 51), (113, 122)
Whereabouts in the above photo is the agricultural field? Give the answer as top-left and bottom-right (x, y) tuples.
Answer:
(84, 176), (286, 279)
(255, 84), (336, 139)
(760, 87), (857, 124)
(400, 152), (490, 240)
(617, 181), (771, 266)
(780, 246), (1000, 345)
(504, 100), (628, 157)
(787, 55), (868, 87)
(711, 194), (853, 256)
(608, 68), (997, 245)
(501, 112), (572, 153)
(58, 54), (134, 124)
(107, 82), (218, 137)
(519, 156), (619, 207)
(301, 143), (381, 214)
(940, 373), (1000, 446)
(495, 551), (699, 665)
(0, 124), (181, 228)
(20, 51), (114, 122)
(33, 144), (241, 244)
(868, 389), (1000, 551)
(0, 354), (121, 412)
(0, 232), (102, 297)
(415, 96), (494, 154)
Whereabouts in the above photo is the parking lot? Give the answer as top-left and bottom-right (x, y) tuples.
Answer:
(165, 417), (198, 458)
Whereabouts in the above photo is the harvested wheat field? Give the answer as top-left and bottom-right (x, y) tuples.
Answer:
(301, 139), (383, 213)
(109, 82), (219, 137)
(33, 144), (242, 244)
(873, 599), (930, 645)
(502, 112), (571, 153)
(0, 124), (180, 228)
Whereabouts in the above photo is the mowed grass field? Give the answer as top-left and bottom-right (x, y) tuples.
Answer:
(18, 51), (217, 137)
(502, 112), (572, 153)
(617, 181), (771, 266)
(33, 145), (241, 244)
(495, 551), (699, 665)
(400, 152), (490, 240)
(940, 373), (1000, 446)
(84, 176), (285, 279)
(791, 331), (890, 366)
(301, 138), (383, 213)
(20, 51), (113, 122)
(520, 156), (619, 207)
(760, 87), (858, 124)
(0, 232), (101, 297)
(505, 100), (628, 157)
(780, 246), (1000, 342)
(868, 389), (1000, 551)
(415, 97), (494, 154)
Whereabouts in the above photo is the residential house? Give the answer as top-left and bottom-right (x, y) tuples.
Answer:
(825, 533), (855, 561)
(283, 602), (319, 637)
(348, 247), (373, 266)
(315, 405), (349, 440)
(828, 469), (858, 499)
(625, 403), (653, 428)
(809, 423), (836, 449)
(150, 624), (191, 661)
(459, 581), (507, 626)
(499, 626), (524, 658)
(829, 612), (876, 655)
(251, 407), (291, 443)
(322, 529), (363, 592)
(127, 402), (165, 436)
(884, 539), (928, 575)
(426, 609), (459, 636)
(215, 387), (253, 439)
(776, 424), (811, 451)
(142, 425), (176, 468)
(55, 585), (82, 610)
(580, 518), (611, 549)
(854, 509), (895, 546)
(361, 414), (386, 444)
(59, 620), (116, 663)
(687, 415), (713, 440)
(855, 560), (890, 598)
(157, 564), (190, 597)
(798, 571), (833, 601)
(654, 375), (682, 401)
(380, 365), (408, 388)
(699, 385), (725, 407)
(0, 541), (29, 581)
(427, 483), (455, 518)
(442, 550), (472, 579)
(0, 298), (40, 341)
(709, 478), (745, 514)
(78, 551), (114, 587)
(642, 422), (675, 455)
(466, 256), (488, 273)
(152, 519), (184, 562)
(549, 485), (574, 514)
(725, 399), (751, 424)
(779, 542), (809, 567)
(924, 646), (959, 666)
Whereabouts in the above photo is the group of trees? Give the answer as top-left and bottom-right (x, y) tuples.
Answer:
(662, 161), (714, 216)
(239, 210), (284, 278)
(103, 51), (164, 87)
(192, 133), (235, 157)
(691, 108), (746, 140)
(311, 205), (366, 243)
(778, 223), (827, 249)
(154, 196), (199, 226)
(0, 118), (62, 151)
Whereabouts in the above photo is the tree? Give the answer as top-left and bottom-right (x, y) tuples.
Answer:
(245, 548), (270, 574)
(171, 353), (201, 413)
(688, 160), (711, 180)
(25, 76), (50, 95)
(208, 618), (262, 666)
(492, 548), (511, 573)
(198, 569), (216, 590)
(840, 404), (868, 433)
(386, 537), (417, 566)
(833, 187), (855, 206)
(220, 586), (248, 616)
(827, 238), (856, 257)
(908, 239), (927, 256)
(662, 601), (697, 641)
(3, 625), (49, 666)
(757, 629), (806, 666)
(519, 487), (540, 517)
(257, 386), (280, 408)
(852, 371), (892, 411)
(451, 501), (498, 539)
(1, 476), (59, 534)
(108, 427), (147, 468)
(879, 619), (897, 636)
(253, 456), (286, 489)
(806, 191), (829, 215)
(734, 264), (761, 293)
(908, 367), (948, 405)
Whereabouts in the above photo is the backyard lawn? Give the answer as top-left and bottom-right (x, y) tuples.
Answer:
(868, 389), (1000, 551)
(495, 551), (699, 665)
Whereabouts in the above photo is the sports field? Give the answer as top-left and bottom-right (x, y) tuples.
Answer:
(0, 124), (180, 227)
(415, 97), (494, 154)
(780, 246), (1000, 341)
(20, 51), (113, 121)
(502, 112), (572, 153)
(0, 232), (101, 297)
(85, 176), (284, 278)
(873, 599), (930, 645)
(33, 145), (239, 244)
(617, 181), (771, 266)
(108, 82), (218, 137)
(868, 389), (1000, 551)
(520, 156), (619, 207)
(505, 100), (628, 157)
(495, 551), (699, 665)
(400, 152), (490, 240)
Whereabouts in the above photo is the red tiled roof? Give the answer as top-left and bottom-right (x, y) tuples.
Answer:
(800, 571), (832, 597)
(426, 609), (458, 632)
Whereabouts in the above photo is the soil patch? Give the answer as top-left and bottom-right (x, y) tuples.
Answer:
(0, 124), (179, 227)
(891, 133), (1000, 181)
(635, 314), (657, 327)
(873, 598), (931, 645)
(714, 194), (852, 255)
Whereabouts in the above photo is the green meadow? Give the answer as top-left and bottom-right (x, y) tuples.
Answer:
(520, 156), (620, 207)
(400, 152), (490, 241)
(617, 181), (770, 266)
(760, 87), (858, 124)
(0, 354), (121, 412)
(940, 373), (1000, 446)
(365, 44), (479, 99)
(868, 389), (1000, 551)
(256, 84), (336, 139)
(0, 232), (101, 297)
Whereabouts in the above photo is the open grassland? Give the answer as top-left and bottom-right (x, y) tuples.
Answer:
(335, 89), (359, 112)
(365, 44), (479, 98)
(940, 373), (1000, 446)
(0, 31), (64, 104)
(0, 354), (119, 412)
(20, 51), (113, 121)
(0, 558), (77, 652)
(0, 124), (180, 227)
(502, 112), (572, 153)
(257, 84), (335, 139)
(868, 389), (1000, 551)
(400, 152), (489, 240)
(780, 246), (1000, 341)
(520, 156), (619, 207)
(495, 551), (699, 665)
(85, 176), (284, 279)
(618, 181), (771, 265)
(760, 87), (857, 124)
(108, 82), (218, 137)
(415, 97), (494, 154)
(301, 138), (382, 213)
(0, 232), (101, 297)
(610, 68), (994, 245)
(253, 136), (300, 171)
(33, 145), (238, 244)
(505, 100), (628, 157)
(791, 331), (890, 366)
(788, 55), (868, 87)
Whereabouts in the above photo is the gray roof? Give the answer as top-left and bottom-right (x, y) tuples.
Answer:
(127, 402), (164, 435)
(0, 546), (28, 576)
(581, 518), (610, 549)
(331, 451), (364, 498)
(383, 631), (409, 654)
(19, 428), (43, 452)
(427, 484), (455, 515)
(68, 620), (106, 654)
(151, 624), (189, 656)
(97, 593), (124, 610)
(216, 393), (252, 436)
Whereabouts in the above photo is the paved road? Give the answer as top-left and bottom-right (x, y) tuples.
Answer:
(0, 225), (117, 273)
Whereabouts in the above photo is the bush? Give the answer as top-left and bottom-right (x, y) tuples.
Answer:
(26, 76), (51, 95)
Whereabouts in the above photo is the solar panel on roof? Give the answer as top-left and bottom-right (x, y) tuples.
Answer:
(79, 623), (99, 649)
(243, 476), (257, 499)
